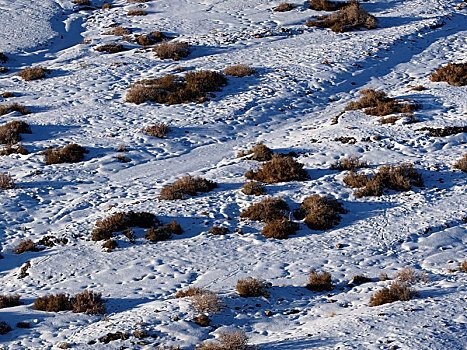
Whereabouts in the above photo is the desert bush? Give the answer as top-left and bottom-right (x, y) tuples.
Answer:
(0, 52), (7, 63)
(153, 41), (190, 60)
(0, 144), (28, 155)
(261, 219), (299, 239)
(236, 278), (269, 297)
(164, 220), (183, 235)
(343, 171), (370, 188)
(102, 238), (118, 251)
(245, 155), (309, 183)
(237, 143), (274, 161)
(96, 43), (125, 53)
(394, 267), (428, 283)
(128, 9), (147, 16)
(175, 287), (203, 298)
(223, 64), (256, 77)
(380, 115), (400, 124)
(345, 89), (419, 116)
(0, 321), (12, 335)
(17, 67), (50, 81)
(142, 122), (170, 138)
(196, 330), (251, 350)
(430, 62), (467, 86)
(309, 0), (347, 11)
(460, 261), (467, 272)
(418, 126), (467, 137)
(1, 91), (14, 98)
(92, 211), (158, 241)
(73, 0), (90, 5)
(242, 181), (266, 196)
(160, 175), (217, 200)
(71, 290), (106, 314)
(43, 144), (88, 165)
(33, 294), (72, 312)
(103, 26), (129, 36)
(0, 104), (31, 117)
(136, 31), (167, 45)
(0, 295), (21, 308)
(240, 197), (289, 222)
(349, 275), (372, 285)
(14, 239), (41, 254)
(274, 2), (295, 12)
(330, 156), (367, 171)
(102, 3), (112, 9)
(369, 281), (415, 306)
(0, 173), (15, 190)
(185, 70), (227, 94)
(0, 120), (31, 145)
(306, 270), (334, 292)
(208, 226), (229, 235)
(454, 154), (467, 172)
(307, 1), (377, 32)
(191, 290), (223, 313)
(300, 195), (346, 230)
(145, 227), (172, 242)
(193, 314), (211, 327)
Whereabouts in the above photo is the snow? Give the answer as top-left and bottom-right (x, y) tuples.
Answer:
(0, 0), (466, 349)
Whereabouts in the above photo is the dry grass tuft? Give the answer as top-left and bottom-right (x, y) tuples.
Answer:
(145, 227), (172, 242)
(0, 144), (29, 155)
(309, 0), (348, 11)
(193, 314), (211, 327)
(142, 122), (170, 138)
(103, 26), (129, 36)
(0, 173), (15, 190)
(191, 290), (224, 313)
(245, 155), (309, 183)
(196, 330), (251, 350)
(73, 0), (91, 5)
(345, 89), (419, 116)
(237, 143), (274, 161)
(430, 62), (467, 86)
(17, 67), (50, 81)
(330, 156), (367, 171)
(453, 154), (467, 172)
(128, 9), (147, 16)
(43, 144), (88, 165)
(153, 41), (190, 60)
(0, 120), (31, 145)
(92, 211), (158, 241)
(240, 197), (289, 222)
(96, 43), (125, 53)
(0, 103), (31, 117)
(223, 64), (256, 77)
(160, 175), (217, 200)
(102, 3), (112, 9)
(261, 219), (299, 239)
(136, 31), (168, 45)
(300, 195), (346, 230)
(14, 239), (40, 254)
(175, 287), (203, 298)
(33, 294), (72, 312)
(274, 2), (295, 12)
(419, 126), (467, 137)
(460, 261), (467, 272)
(369, 281), (415, 306)
(71, 290), (106, 314)
(306, 270), (333, 292)
(0, 52), (7, 63)
(307, 0), (377, 33)
(0, 295), (22, 308)
(164, 220), (183, 235)
(208, 226), (229, 235)
(394, 267), (428, 283)
(1, 91), (14, 98)
(242, 181), (266, 196)
(236, 278), (269, 297)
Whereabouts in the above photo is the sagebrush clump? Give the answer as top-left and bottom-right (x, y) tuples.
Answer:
(103, 26), (130, 36)
(196, 330), (251, 350)
(96, 43), (125, 53)
(33, 291), (105, 314)
(261, 219), (299, 239)
(306, 270), (333, 291)
(241, 181), (266, 196)
(0, 104), (31, 117)
(190, 290), (224, 313)
(0, 120), (31, 145)
(453, 154), (467, 172)
(245, 155), (309, 183)
(274, 2), (295, 12)
(236, 278), (269, 297)
(17, 67), (50, 81)
(237, 143), (274, 161)
(43, 144), (88, 165)
(136, 31), (168, 45)
(345, 89), (419, 116)
(299, 195), (346, 230)
(0, 173), (15, 190)
(330, 156), (367, 171)
(160, 175), (217, 200)
(309, 0), (348, 11)
(430, 62), (467, 86)
(142, 122), (170, 138)
(369, 281), (415, 306)
(0, 295), (22, 308)
(153, 41), (190, 60)
(92, 211), (158, 241)
(128, 9), (147, 16)
(223, 64), (256, 77)
(14, 239), (41, 254)
(240, 197), (289, 222)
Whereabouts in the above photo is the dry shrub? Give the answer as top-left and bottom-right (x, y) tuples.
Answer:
(92, 211), (158, 241)
(307, 1), (377, 33)
(17, 67), (50, 81)
(128, 9), (147, 16)
(236, 278), (269, 297)
(242, 181), (266, 196)
(142, 122), (170, 138)
(223, 64), (256, 77)
(237, 143), (273, 161)
(0, 321), (12, 335)
(394, 267), (428, 283)
(0, 295), (22, 308)
(153, 41), (190, 60)
(0, 120), (31, 145)
(240, 197), (289, 222)
(103, 26), (129, 36)
(196, 330), (251, 350)
(0, 52), (7, 63)
(306, 270), (333, 291)
(380, 115), (400, 124)
(145, 227), (172, 242)
(193, 314), (211, 327)
(165, 220), (183, 235)
(245, 155), (309, 183)
(0, 144), (28, 155)
(71, 290), (106, 314)
(14, 239), (40, 254)
(369, 281), (415, 306)
(0, 103), (31, 116)
(127, 0), (149, 2)
(349, 275), (372, 285)
(419, 126), (467, 137)
(102, 238), (118, 251)
(73, 0), (91, 5)
(33, 294), (72, 312)
(454, 154), (467, 172)
(430, 62), (467, 86)
(1, 91), (14, 98)
(175, 287), (203, 298)
(300, 195), (346, 230)
(136, 31), (167, 45)
(185, 70), (227, 94)
(160, 175), (217, 200)
(102, 3), (112, 9)
(345, 89), (419, 116)
(43, 144), (88, 165)
(274, 2), (295, 12)
(208, 226), (229, 235)
(191, 290), (224, 313)
(410, 85), (425, 91)
(309, 0), (347, 11)
(460, 261), (467, 272)
(96, 43), (125, 53)
(261, 219), (299, 239)
(330, 156), (367, 171)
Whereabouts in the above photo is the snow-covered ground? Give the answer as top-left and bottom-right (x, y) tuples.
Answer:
(0, 0), (466, 349)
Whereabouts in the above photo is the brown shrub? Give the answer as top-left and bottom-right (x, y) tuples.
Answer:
(136, 31), (167, 45)
(14, 239), (41, 254)
(102, 239), (118, 251)
(330, 156), (367, 171)
(410, 85), (425, 91)
(306, 270), (334, 292)
(160, 175), (217, 200)
(380, 115), (400, 124)
(33, 294), (72, 312)
(142, 122), (170, 138)
(349, 275), (372, 285)
(0, 173), (15, 190)
(92, 211), (158, 241)
(193, 314), (211, 327)
(274, 2), (295, 12)
(102, 3), (112, 9)
(245, 155), (309, 183)
(0, 295), (22, 308)
(103, 26), (129, 36)
(175, 287), (203, 298)
(223, 64), (256, 77)
(394, 267), (428, 283)
(191, 290), (224, 313)
(240, 197), (289, 222)
(300, 195), (346, 230)
(460, 261), (467, 272)
(0, 322), (12, 335)
(196, 330), (251, 350)
(0, 52), (7, 63)
(345, 89), (419, 116)
(127, 0), (149, 2)
(0, 144), (28, 155)
(454, 154), (467, 172)
(145, 227), (172, 242)
(353, 179), (383, 197)
(1, 91), (14, 98)
(43, 144), (88, 165)
(369, 281), (415, 306)
(236, 278), (269, 297)
(17, 67), (50, 81)
(242, 181), (266, 196)
(95, 43), (125, 53)
(0, 104), (31, 117)
(307, 1), (377, 32)
(165, 220), (183, 235)
(261, 219), (299, 239)
(71, 290), (106, 314)
(309, 0), (347, 11)
(430, 62), (467, 86)
(208, 226), (229, 235)
(153, 41), (190, 60)
(419, 126), (467, 137)
(237, 143), (274, 161)
(0, 120), (31, 145)
(73, 0), (90, 5)
(128, 9), (147, 16)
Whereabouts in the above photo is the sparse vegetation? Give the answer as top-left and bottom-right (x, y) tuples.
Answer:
(43, 144), (88, 165)
(345, 89), (419, 116)
(208, 226), (229, 235)
(145, 227), (172, 242)
(223, 64), (256, 77)
(102, 3), (112, 9)
(236, 278), (269, 297)
(103, 26), (130, 36)
(330, 156), (368, 171)
(92, 211), (158, 241)
(240, 197), (289, 222)
(242, 181), (266, 196)
(0, 321), (12, 335)
(300, 195), (346, 230)
(0, 144), (28, 155)
(1, 91), (14, 98)
(160, 175), (217, 200)
(193, 314), (211, 327)
(0, 120), (31, 145)
(175, 287), (203, 298)
(196, 330), (251, 350)
(309, 0), (347, 11)
(430, 62), (467, 86)
(453, 154), (467, 172)
(369, 281), (415, 306)
(274, 2), (295, 12)
(245, 155), (309, 183)
(17, 67), (50, 81)
(95, 43), (125, 53)
(460, 261), (467, 272)
(73, 0), (91, 5)
(0, 104), (31, 117)
(142, 122), (170, 138)
(306, 270), (334, 292)
(0, 52), (7, 63)
(394, 267), (428, 283)
(0, 295), (22, 308)
(0, 173), (15, 190)
(418, 126), (467, 137)
(261, 219), (299, 239)
(191, 289), (224, 313)
(136, 31), (168, 45)
(237, 143), (274, 161)
(33, 294), (72, 312)
(34, 291), (105, 314)
(128, 9), (147, 16)
(153, 41), (190, 60)
(14, 239), (41, 254)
